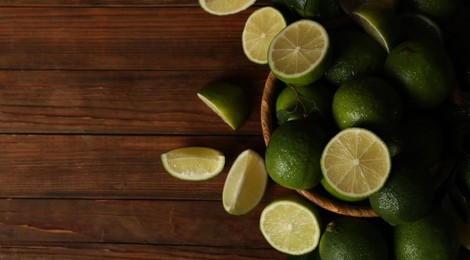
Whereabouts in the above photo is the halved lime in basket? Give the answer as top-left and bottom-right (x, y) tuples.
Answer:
(268, 19), (331, 86)
(321, 127), (391, 201)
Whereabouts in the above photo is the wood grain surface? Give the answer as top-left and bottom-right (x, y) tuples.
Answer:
(0, 0), (468, 259)
(0, 1), (286, 259)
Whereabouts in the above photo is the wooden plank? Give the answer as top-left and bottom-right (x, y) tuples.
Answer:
(0, 70), (269, 135)
(0, 198), (280, 249)
(0, 134), (289, 200)
(0, 5), (467, 72)
(0, 7), (263, 71)
(0, 0), (271, 7)
(0, 243), (283, 259)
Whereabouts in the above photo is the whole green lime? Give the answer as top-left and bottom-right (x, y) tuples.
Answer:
(369, 158), (434, 226)
(324, 30), (387, 86)
(393, 208), (460, 260)
(275, 81), (334, 125)
(332, 76), (403, 133)
(399, 0), (463, 21)
(319, 217), (389, 260)
(265, 119), (328, 190)
(384, 39), (455, 108)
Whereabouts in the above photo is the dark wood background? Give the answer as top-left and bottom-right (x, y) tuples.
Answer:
(0, 0), (468, 259)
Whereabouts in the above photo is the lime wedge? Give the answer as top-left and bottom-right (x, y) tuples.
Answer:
(350, 2), (403, 52)
(197, 81), (249, 131)
(198, 0), (256, 16)
(161, 147), (225, 181)
(260, 195), (322, 255)
(320, 127), (391, 201)
(222, 149), (268, 215)
(242, 7), (286, 64)
(268, 19), (331, 86)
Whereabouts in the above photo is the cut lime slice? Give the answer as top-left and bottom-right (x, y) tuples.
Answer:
(197, 81), (249, 131)
(198, 0), (256, 16)
(350, 2), (403, 52)
(222, 149), (268, 215)
(268, 19), (331, 86)
(260, 195), (322, 255)
(161, 147), (225, 181)
(320, 127), (391, 201)
(242, 6), (286, 64)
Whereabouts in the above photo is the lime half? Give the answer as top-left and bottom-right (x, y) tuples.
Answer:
(321, 127), (391, 201)
(161, 147), (225, 181)
(222, 149), (268, 215)
(260, 195), (322, 255)
(198, 0), (256, 16)
(197, 81), (249, 130)
(268, 19), (331, 86)
(242, 6), (286, 64)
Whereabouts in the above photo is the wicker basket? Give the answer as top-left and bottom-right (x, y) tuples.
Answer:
(261, 72), (463, 217)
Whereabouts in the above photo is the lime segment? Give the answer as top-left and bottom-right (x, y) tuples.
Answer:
(350, 2), (403, 52)
(197, 81), (249, 130)
(222, 149), (268, 215)
(161, 147), (225, 181)
(242, 7), (286, 64)
(321, 127), (391, 201)
(268, 19), (331, 86)
(260, 196), (321, 255)
(198, 0), (256, 16)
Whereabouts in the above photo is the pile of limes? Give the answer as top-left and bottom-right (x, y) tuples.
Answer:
(194, 0), (470, 258)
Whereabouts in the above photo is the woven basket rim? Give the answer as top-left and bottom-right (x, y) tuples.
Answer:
(260, 71), (463, 218)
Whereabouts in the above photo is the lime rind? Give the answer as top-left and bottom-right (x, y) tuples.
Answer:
(222, 149), (268, 215)
(242, 6), (287, 64)
(320, 127), (391, 201)
(161, 147), (225, 181)
(198, 0), (256, 16)
(268, 19), (331, 86)
(260, 198), (321, 255)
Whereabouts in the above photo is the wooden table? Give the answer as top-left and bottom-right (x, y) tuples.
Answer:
(0, 1), (468, 259)
(0, 0), (288, 258)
